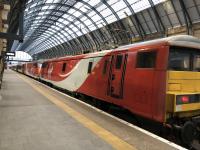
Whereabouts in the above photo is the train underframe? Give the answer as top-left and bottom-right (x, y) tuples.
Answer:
(165, 115), (200, 147)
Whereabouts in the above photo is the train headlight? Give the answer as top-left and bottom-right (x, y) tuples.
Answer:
(177, 95), (189, 105)
(176, 95), (200, 105)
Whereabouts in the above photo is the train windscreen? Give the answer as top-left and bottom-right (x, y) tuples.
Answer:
(168, 46), (200, 71)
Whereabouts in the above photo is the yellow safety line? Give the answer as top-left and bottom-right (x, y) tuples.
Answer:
(17, 73), (136, 150)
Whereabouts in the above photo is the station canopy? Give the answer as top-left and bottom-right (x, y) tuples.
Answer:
(10, 0), (200, 58)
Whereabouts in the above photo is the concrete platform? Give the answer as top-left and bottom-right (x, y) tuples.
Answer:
(0, 70), (186, 150)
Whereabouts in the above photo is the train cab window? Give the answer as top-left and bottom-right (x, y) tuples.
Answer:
(136, 51), (157, 68)
(88, 62), (93, 73)
(62, 63), (67, 72)
(115, 55), (123, 69)
(167, 47), (200, 71)
(168, 47), (193, 71)
(169, 52), (190, 71)
(103, 60), (108, 74)
(194, 55), (200, 71)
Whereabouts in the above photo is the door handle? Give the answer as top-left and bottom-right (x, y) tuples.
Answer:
(112, 74), (115, 80)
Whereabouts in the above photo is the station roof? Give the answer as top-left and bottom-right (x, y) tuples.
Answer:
(9, 0), (200, 58)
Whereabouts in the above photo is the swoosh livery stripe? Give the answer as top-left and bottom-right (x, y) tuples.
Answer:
(40, 50), (110, 91)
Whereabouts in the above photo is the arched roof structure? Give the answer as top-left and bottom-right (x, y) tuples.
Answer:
(10, 0), (200, 59)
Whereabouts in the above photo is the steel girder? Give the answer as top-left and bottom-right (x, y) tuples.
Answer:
(32, 26), (85, 52)
(28, 33), (64, 55)
(169, 0), (182, 26)
(16, 0), (199, 59)
(32, 36), (76, 56)
(101, 0), (126, 37)
(25, 28), (66, 53)
(23, 22), (84, 52)
(24, 21), (83, 51)
(140, 10), (153, 34)
(123, 0), (146, 39)
(25, 26), (75, 54)
(25, 0), (77, 35)
(178, 0), (193, 35)
(21, 1), (76, 51)
(24, 0), (48, 35)
(26, 14), (98, 51)
(160, 2), (173, 28)
(193, 0), (200, 17)
(148, 0), (166, 36)
(23, 3), (95, 44)
(22, 1), (98, 54)
(21, 4), (105, 52)
(28, 31), (75, 55)
(19, 1), (133, 54)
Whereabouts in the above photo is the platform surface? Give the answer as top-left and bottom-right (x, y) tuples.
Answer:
(0, 70), (184, 150)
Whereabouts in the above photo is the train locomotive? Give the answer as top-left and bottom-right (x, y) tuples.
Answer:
(15, 35), (200, 146)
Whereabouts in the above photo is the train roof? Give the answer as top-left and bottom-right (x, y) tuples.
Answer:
(117, 35), (200, 50)
(39, 35), (200, 63)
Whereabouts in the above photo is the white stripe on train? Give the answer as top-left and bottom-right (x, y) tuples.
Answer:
(40, 51), (109, 91)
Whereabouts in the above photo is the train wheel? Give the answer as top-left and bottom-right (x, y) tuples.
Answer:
(181, 121), (196, 145)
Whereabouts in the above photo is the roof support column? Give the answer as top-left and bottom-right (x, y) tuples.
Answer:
(148, 0), (166, 37)
(178, 0), (193, 35)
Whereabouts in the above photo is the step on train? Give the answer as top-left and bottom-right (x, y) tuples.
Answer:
(13, 35), (200, 146)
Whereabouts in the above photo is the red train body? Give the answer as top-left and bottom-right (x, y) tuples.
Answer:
(23, 35), (200, 122)
(25, 42), (168, 122)
(18, 36), (200, 145)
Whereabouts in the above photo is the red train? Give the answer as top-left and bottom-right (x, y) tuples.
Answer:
(16, 35), (200, 145)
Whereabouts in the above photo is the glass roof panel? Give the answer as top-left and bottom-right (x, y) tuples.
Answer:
(86, 0), (101, 6)
(46, 0), (54, 3)
(88, 24), (96, 31)
(87, 11), (96, 17)
(105, 15), (117, 24)
(153, 0), (167, 5)
(79, 5), (90, 13)
(41, 5), (49, 10)
(56, 23), (64, 28)
(76, 30), (82, 36)
(68, 9), (75, 14)
(127, 0), (151, 13)
(73, 11), (82, 17)
(96, 3), (107, 12)
(74, 2), (84, 9)
(15, 0), (170, 55)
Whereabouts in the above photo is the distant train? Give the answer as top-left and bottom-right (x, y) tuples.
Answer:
(14, 35), (200, 145)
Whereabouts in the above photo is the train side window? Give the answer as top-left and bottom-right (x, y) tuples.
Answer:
(136, 51), (157, 68)
(33, 63), (37, 67)
(115, 55), (123, 69)
(42, 62), (47, 68)
(103, 60), (108, 74)
(62, 63), (67, 72)
(88, 62), (93, 74)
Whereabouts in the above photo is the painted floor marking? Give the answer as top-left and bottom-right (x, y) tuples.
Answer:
(17, 73), (136, 150)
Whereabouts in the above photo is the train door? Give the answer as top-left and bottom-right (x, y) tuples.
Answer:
(107, 52), (128, 98)
(47, 62), (54, 80)
(133, 50), (157, 116)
